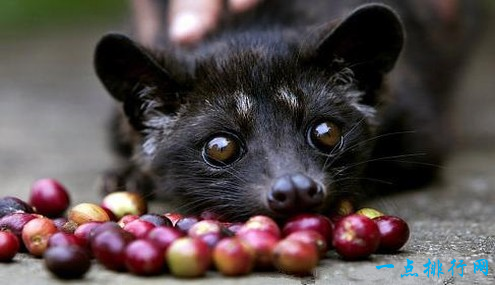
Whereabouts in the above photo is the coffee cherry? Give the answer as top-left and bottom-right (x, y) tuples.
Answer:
(91, 228), (134, 271)
(68, 203), (110, 225)
(213, 237), (255, 276)
(356, 207), (384, 219)
(29, 178), (70, 217)
(21, 217), (58, 257)
(223, 222), (243, 235)
(124, 239), (164, 276)
(328, 199), (355, 223)
(332, 214), (380, 260)
(0, 189), (414, 279)
(0, 231), (20, 262)
(0, 196), (34, 219)
(373, 215), (410, 252)
(282, 213), (333, 244)
(198, 232), (225, 249)
(336, 199), (355, 215)
(237, 229), (279, 269)
(101, 207), (118, 221)
(117, 214), (139, 227)
(0, 213), (37, 244)
(139, 213), (172, 227)
(237, 215), (281, 238)
(188, 220), (225, 248)
(48, 232), (84, 249)
(272, 239), (319, 276)
(188, 220), (222, 236)
(285, 230), (328, 258)
(101, 192), (147, 220)
(175, 216), (201, 234)
(89, 222), (122, 242)
(163, 212), (182, 226)
(145, 226), (184, 253)
(166, 237), (211, 278)
(44, 245), (91, 279)
(73, 222), (102, 249)
(123, 219), (155, 239)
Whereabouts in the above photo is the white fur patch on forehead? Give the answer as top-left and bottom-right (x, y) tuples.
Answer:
(234, 91), (254, 119)
(276, 88), (300, 110)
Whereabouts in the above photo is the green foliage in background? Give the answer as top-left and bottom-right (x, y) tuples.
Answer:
(0, 0), (127, 32)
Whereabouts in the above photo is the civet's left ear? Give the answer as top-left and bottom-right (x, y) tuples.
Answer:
(312, 4), (404, 90)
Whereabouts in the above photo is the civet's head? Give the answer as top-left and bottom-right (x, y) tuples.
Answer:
(94, 4), (403, 221)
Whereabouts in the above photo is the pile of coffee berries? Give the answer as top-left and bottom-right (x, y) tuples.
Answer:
(0, 178), (410, 279)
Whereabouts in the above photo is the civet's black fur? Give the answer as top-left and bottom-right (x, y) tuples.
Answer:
(94, 0), (481, 221)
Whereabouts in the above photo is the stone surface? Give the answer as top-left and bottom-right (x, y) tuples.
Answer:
(0, 5), (494, 285)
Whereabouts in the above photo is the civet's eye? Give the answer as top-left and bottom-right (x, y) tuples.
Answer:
(308, 120), (343, 153)
(202, 134), (243, 167)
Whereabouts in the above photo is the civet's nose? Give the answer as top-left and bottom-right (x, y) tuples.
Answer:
(267, 173), (324, 214)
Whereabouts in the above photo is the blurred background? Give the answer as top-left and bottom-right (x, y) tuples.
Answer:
(0, 0), (128, 202)
(0, 0), (494, 203)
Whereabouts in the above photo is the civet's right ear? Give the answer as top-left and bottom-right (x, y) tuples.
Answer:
(94, 33), (183, 130)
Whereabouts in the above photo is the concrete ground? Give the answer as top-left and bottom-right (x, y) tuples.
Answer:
(1, 7), (494, 285)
